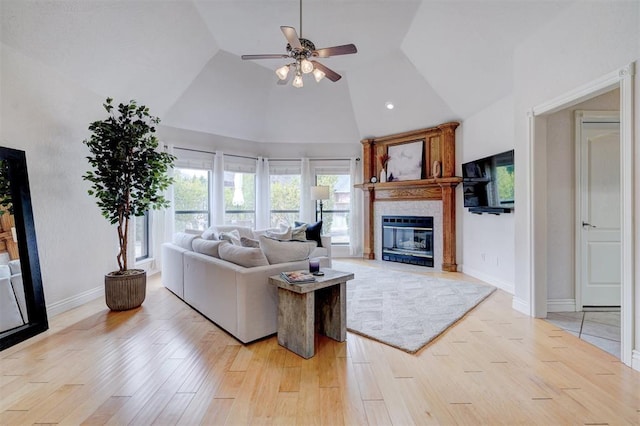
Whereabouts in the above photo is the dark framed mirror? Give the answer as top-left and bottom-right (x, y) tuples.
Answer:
(0, 147), (47, 351)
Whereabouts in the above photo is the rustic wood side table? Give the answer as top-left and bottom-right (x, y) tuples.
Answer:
(269, 269), (354, 359)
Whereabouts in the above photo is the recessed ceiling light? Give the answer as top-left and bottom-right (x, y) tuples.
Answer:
(385, 102), (394, 110)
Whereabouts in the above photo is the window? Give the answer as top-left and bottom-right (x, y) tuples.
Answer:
(134, 211), (149, 261)
(270, 174), (300, 227)
(174, 167), (210, 232)
(316, 173), (351, 244)
(224, 170), (256, 227)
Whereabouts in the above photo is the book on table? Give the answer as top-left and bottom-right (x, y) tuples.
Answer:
(281, 270), (316, 283)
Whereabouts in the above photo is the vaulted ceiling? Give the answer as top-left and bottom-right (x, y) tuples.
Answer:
(1, 0), (571, 144)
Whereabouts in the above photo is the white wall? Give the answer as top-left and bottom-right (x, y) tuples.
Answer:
(545, 89), (620, 306)
(0, 44), (118, 315)
(512, 1), (639, 312)
(458, 95), (515, 293)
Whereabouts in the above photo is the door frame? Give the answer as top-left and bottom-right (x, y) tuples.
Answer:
(527, 62), (635, 367)
(574, 110), (621, 310)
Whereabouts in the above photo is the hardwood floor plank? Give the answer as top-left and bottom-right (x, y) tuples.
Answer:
(1, 267), (638, 425)
(152, 392), (194, 426)
(80, 396), (130, 426)
(176, 344), (241, 425)
(363, 400), (393, 425)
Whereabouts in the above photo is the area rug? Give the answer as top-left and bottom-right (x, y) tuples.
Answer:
(334, 260), (496, 354)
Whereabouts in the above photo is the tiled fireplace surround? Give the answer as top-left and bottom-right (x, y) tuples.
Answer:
(375, 201), (443, 271)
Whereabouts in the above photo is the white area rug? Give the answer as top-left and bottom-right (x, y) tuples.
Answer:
(334, 260), (496, 354)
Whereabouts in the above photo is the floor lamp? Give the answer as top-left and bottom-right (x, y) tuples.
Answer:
(310, 185), (330, 222)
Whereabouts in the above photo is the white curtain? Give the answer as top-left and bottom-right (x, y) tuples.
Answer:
(255, 157), (271, 229)
(349, 157), (363, 256)
(212, 151), (225, 225)
(148, 144), (175, 272)
(299, 158), (314, 223)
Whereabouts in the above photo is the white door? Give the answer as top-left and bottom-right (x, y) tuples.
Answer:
(578, 113), (620, 307)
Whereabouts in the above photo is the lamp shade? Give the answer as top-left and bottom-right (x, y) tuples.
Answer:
(310, 185), (330, 201)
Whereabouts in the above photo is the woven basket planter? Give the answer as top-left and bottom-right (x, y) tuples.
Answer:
(105, 269), (146, 311)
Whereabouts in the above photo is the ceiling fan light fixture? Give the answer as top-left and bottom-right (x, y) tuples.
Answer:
(276, 64), (290, 80)
(385, 101), (395, 110)
(292, 73), (304, 88)
(300, 58), (313, 74)
(313, 68), (325, 82)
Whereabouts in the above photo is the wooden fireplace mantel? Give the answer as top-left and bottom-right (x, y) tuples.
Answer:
(354, 122), (461, 271)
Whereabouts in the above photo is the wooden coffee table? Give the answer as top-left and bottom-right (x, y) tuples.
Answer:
(269, 268), (354, 359)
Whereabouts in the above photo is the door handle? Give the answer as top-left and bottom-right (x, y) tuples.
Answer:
(582, 221), (597, 228)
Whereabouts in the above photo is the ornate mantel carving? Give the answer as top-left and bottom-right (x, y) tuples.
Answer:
(355, 122), (461, 271)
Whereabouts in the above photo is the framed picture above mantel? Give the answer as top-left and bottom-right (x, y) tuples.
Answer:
(386, 140), (424, 182)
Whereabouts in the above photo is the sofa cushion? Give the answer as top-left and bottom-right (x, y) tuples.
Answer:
(219, 229), (242, 246)
(240, 236), (260, 248)
(295, 220), (323, 247)
(219, 243), (269, 268)
(258, 235), (317, 265)
(213, 225), (255, 239)
(173, 232), (199, 250)
(192, 238), (226, 258)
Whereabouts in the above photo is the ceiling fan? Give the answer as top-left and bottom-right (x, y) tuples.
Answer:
(241, 0), (357, 87)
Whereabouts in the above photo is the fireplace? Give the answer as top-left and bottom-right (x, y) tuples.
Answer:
(382, 216), (434, 267)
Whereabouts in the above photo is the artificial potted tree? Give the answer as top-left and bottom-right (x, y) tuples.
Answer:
(83, 98), (175, 311)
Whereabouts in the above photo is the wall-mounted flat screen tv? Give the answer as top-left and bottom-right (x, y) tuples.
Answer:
(462, 149), (514, 214)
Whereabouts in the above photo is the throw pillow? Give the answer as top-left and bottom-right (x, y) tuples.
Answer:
(240, 236), (260, 248)
(266, 225), (292, 240)
(218, 229), (241, 246)
(218, 243), (269, 268)
(192, 238), (226, 258)
(258, 235), (317, 265)
(291, 223), (308, 241)
(201, 226), (218, 240)
(173, 232), (199, 250)
(295, 220), (323, 247)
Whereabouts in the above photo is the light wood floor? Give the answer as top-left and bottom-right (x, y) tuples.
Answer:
(1, 259), (639, 425)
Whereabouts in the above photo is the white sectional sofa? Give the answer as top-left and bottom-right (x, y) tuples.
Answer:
(162, 224), (331, 343)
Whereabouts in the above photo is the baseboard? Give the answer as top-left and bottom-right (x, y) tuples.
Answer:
(460, 265), (515, 294)
(511, 296), (530, 316)
(47, 285), (103, 318)
(547, 298), (576, 312)
(632, 350), (640, 372)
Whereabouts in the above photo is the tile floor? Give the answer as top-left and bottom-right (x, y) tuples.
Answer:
(545, 311), (621, 358)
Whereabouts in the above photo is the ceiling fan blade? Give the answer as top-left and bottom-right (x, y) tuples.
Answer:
(241, 54), (289, 60)
(313, 44), (357, 58)
(311, 61), (341, 82)
(280, 26), (302, 50)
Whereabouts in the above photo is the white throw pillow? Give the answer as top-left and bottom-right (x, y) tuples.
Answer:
(291, 223), (308, 241)
(192, 238), (227, 258)
(219, 243), (269, 268)
(218, 229), (242, 246)
(258, 235), (317, 265)
(201, 226), (218, 240)
(266, 225), (292, 240)
(8, 260), (21, 275)
(240, 236), (260, 248)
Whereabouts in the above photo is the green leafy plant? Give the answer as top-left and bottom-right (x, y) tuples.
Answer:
(83, 98), (175, 273)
